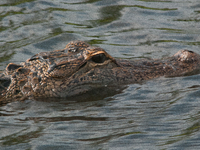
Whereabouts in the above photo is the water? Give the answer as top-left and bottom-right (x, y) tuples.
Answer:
(0, 0), (200, 149)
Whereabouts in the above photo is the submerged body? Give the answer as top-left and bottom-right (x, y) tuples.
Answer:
(1, 41), (200, 103)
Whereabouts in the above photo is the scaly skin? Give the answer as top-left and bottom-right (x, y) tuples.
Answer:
(1, 41), (200, 104)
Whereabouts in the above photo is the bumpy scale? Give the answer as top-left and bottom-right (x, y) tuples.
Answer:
(1, 41), (200, 104)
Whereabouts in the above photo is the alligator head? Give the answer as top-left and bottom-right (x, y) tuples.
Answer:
(0, 41), (122, 102)
(1, 41), (200, 103)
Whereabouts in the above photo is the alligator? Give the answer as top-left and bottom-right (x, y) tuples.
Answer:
(1, 41), (200, 104)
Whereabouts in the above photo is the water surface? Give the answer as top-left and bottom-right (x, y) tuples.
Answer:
(0, 0), (200, 149)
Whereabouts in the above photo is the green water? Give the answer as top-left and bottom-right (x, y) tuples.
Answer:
(0, 0), (200, 149)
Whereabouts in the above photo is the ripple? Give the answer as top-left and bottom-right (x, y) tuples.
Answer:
(1, 0), (200, 149)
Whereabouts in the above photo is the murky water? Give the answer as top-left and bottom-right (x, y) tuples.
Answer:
(0, 0), (200, 149)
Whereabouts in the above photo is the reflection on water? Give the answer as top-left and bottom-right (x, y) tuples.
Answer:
(88, 5), (124, 27)
(1, 0), (200, 149)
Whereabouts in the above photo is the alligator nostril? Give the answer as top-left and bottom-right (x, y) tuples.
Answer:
(174, 49), (196, 63)
(183, 49), (194, 53)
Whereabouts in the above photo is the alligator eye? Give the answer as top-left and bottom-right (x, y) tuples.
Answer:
(91, 53), (107, 63)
